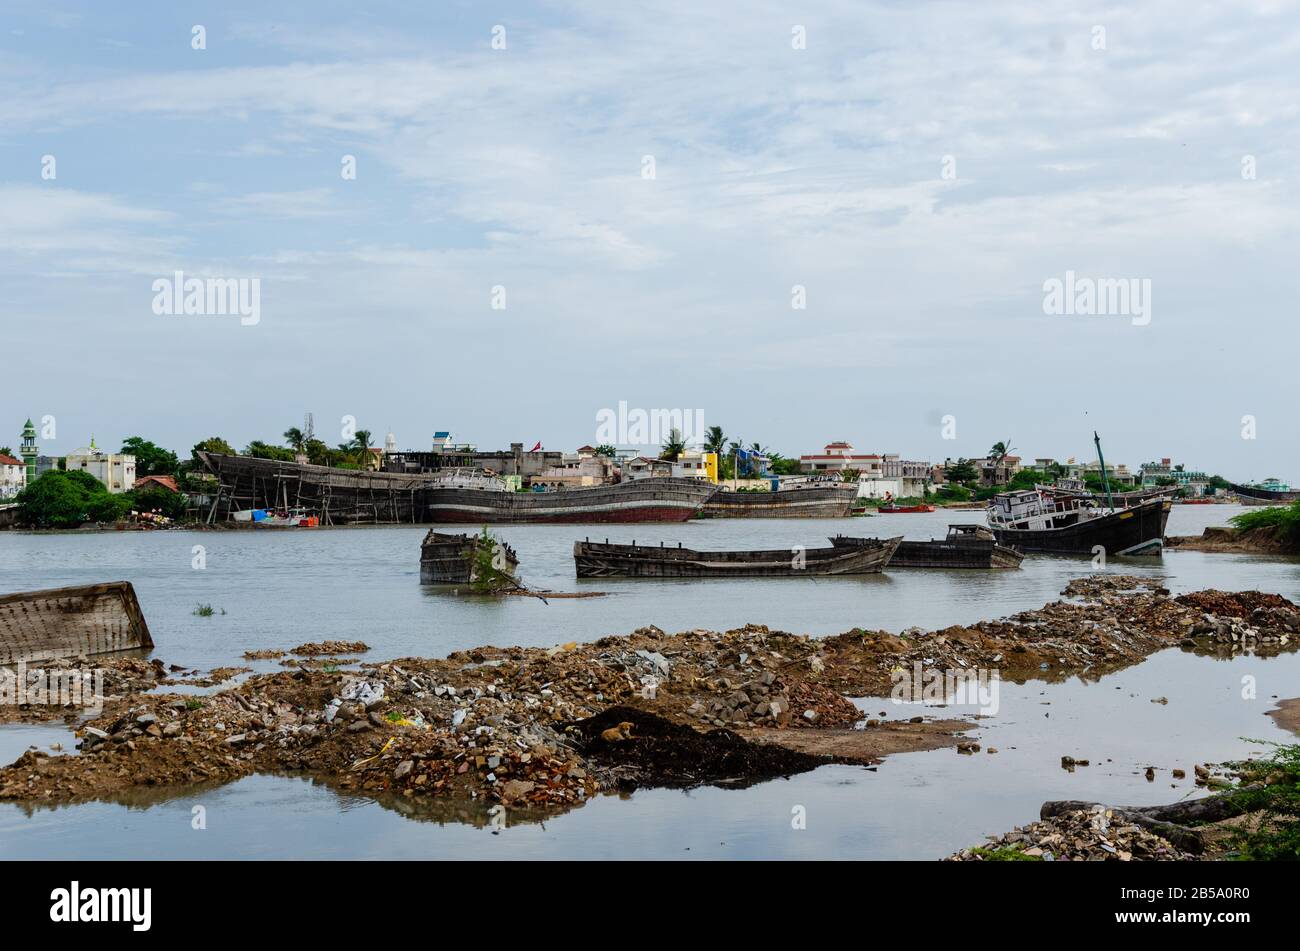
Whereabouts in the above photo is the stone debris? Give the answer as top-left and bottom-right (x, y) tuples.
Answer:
(947, 806), (1197, 862)
(3, 579), (1297, 821)
(291, 641), (371, 656)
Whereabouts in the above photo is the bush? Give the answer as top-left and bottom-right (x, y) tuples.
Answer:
(14, 470), (129, 528)
(1231, 501), (1300, 545)
(1227, 742), (1300, 861)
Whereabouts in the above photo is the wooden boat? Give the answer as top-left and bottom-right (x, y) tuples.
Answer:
(698, 484), (857, 519)
(426, 477), (717, 524)
(832, 524), (1023, 569)
(200, 452), (718, 524)
(573, 536), (902, 578)
(419, 531), (519, 584)
(876, 503), (936, 513)
(0, 581), (153, 664)
(1231, 480), (1300, 506)
(986, 489), (1171, 556)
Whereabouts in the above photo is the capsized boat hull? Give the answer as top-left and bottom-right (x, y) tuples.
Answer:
(0, 581), (153, 664)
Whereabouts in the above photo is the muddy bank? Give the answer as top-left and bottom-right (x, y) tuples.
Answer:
(1268, 698), (1300, 735)
(1166, 525), (1297, 555)
(3, 577), (1298, 819)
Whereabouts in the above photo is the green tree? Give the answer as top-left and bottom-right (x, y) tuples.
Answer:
(245, 441), (296, 461)
(594, 444), (616, 458)
(703, 426), (727, 456)
(192, 437), (235, 462)
(283, 427), (307, 454)
(0, 446), (11, 456)
(659, 427), (687, 462)
(130, 485), (188, 519)
(121, 437), (180, 477)
(944, 458), (978, 484)
(15, 470), (126, 528)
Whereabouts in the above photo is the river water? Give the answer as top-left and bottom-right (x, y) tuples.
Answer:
(1, 505), (1298, 859)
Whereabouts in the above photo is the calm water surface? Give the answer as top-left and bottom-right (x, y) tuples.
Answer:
(1, 505), (1297, 858)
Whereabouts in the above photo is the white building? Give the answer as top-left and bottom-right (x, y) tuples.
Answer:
(0, 452), (25, 499)
(65, 440), (136, 493)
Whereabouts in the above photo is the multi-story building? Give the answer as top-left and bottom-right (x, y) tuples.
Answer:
(0, 452), (25, 499)
(65, 439), (136, 493)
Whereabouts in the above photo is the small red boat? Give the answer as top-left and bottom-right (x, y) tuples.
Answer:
(877, 503), (936, 513)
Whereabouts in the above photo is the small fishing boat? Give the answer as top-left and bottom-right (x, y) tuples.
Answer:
(573, 536), (902, 579)
(0, 581), (153, 664)
(876, 503), (937, 513)
(420, 530), (519, 584)
(832, 524), (1024, 569)
(232, 507), (320, 527)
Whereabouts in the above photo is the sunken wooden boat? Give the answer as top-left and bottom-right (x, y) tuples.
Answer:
(573, 536), (902, 578)
(426, 477), (717, 524)
(698, 484), (858, 519)
(0, 581), (153, 664)
(987, 490), (1171, 556)
(832, 524), (1024, 569)
(419, 530), (519, 584)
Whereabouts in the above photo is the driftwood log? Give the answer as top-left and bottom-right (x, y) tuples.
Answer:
(1040, 787), (1259, 855)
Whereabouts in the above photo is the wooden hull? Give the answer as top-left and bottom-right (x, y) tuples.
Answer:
(573, 536), (902, 578)
(199, 452), (427, 524)
(876, 504), (936, 513)
(419, 532), (519, 584)
(699, 486), (857, 519)
(831, 535), (1023, 569)
(990, 499), (1171, 556)
(0, 581), (153, 664)
(1231, 483), (1300, 506)
(426, 479), (716, 524)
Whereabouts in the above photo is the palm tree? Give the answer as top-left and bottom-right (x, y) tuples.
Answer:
(703, 426), (727, 456)
(659, 427), (686, 462)
(352, 429), (374, 467)
(988, 441), (1007, 461)
(283, 427), (306, 454)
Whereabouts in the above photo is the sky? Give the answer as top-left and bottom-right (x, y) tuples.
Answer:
(1, 1), (1298, 480)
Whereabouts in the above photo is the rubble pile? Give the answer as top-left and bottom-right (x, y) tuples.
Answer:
(291, 641), (370, 656)
(947, 806), (1197, 862)
(1175, 590), (1299, 649)
(0, 656), (167, 725)
(3, 578), (1298, 815)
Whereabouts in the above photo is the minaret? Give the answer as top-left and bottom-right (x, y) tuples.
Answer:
(19, 419), (37, 484)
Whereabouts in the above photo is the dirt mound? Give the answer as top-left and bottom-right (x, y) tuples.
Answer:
(1176, 590), (1296, 619)
(568, 705), (828, 790)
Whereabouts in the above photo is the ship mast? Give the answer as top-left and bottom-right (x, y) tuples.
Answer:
(1093, 431), (1115, 510)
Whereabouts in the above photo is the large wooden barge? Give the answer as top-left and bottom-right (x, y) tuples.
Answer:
(698, 484), (858, 519)
(419, 531), (519, 584)
(573, 535), (901, 578)
(425, 478), (717, 524)
(832, 524), (1024, 569)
